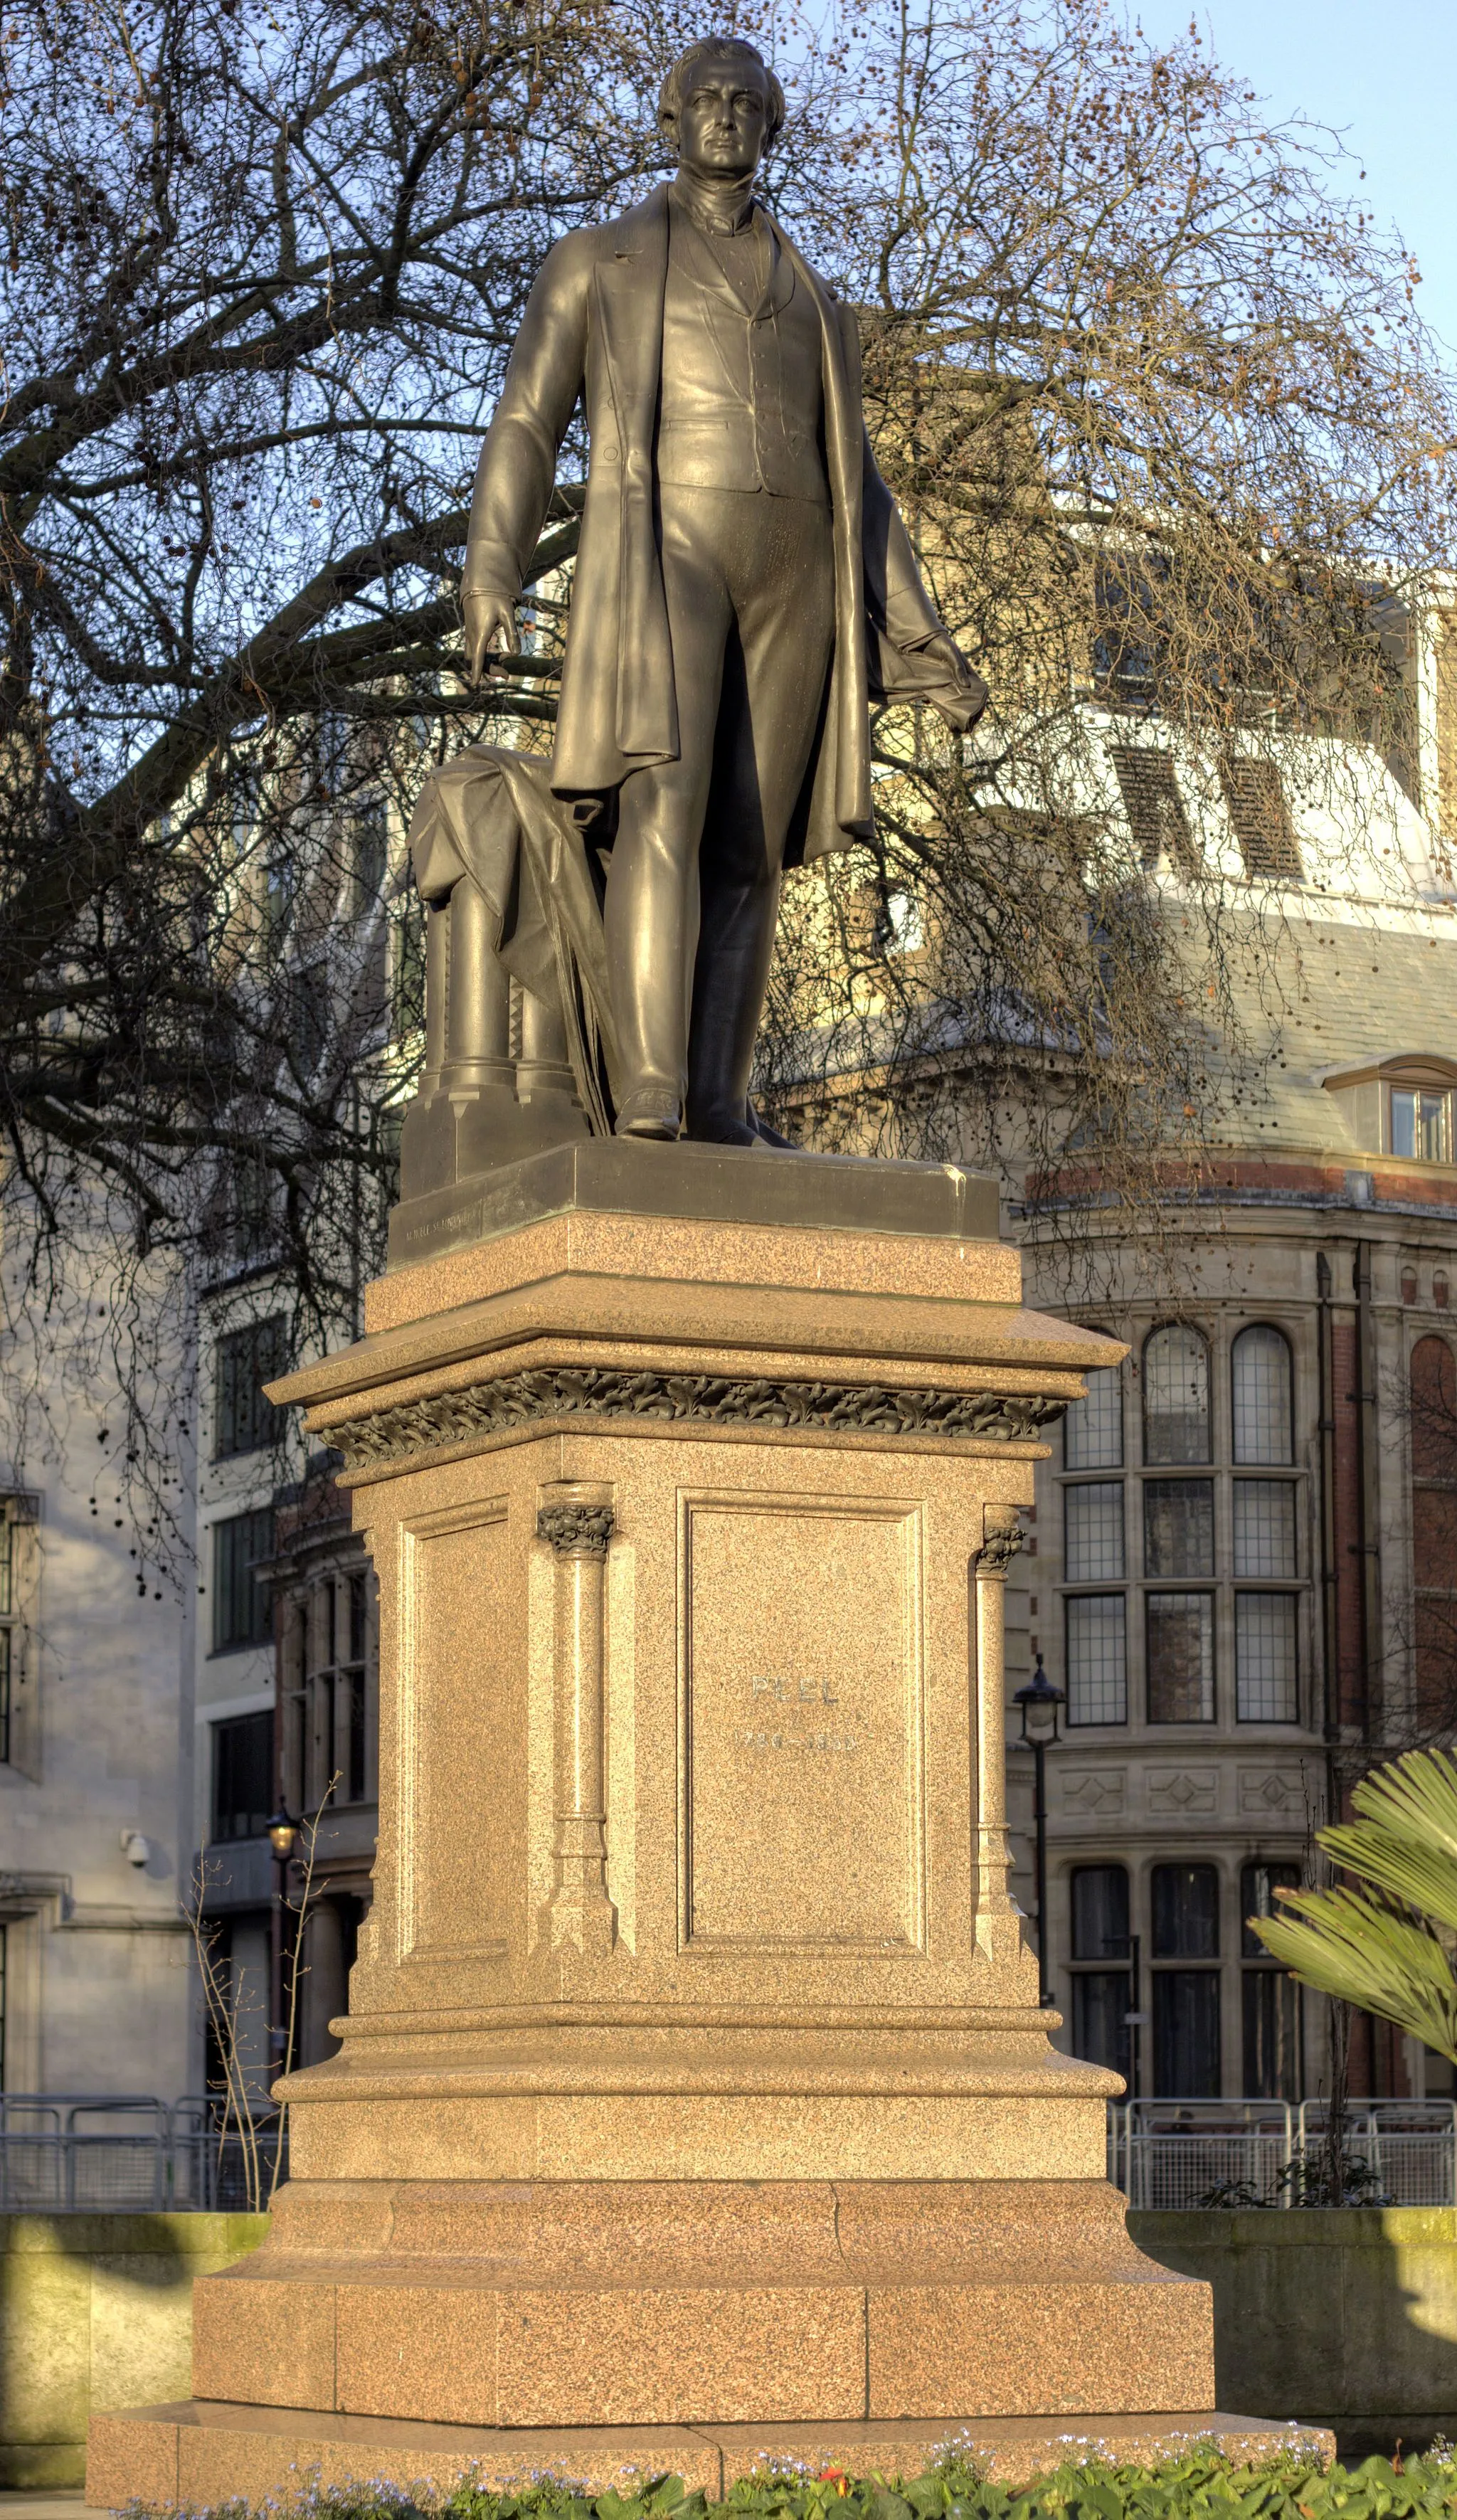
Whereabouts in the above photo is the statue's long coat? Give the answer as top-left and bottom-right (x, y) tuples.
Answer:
(465, 185), (986, 864)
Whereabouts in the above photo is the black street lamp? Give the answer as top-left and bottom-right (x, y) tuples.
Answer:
(266, 1809), (297, 1861)
(1013, 1652), (1065, 2008)
(266, 1810), (297, 2068)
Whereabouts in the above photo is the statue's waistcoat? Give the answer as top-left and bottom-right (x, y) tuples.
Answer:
(656, 206), (828, 506)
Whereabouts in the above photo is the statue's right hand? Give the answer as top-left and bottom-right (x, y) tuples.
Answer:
(462, 588), (517, 687)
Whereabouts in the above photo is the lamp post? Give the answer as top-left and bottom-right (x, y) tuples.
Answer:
(266, 1809), (297, 2072)
(1012, 1652), (1065, 2008)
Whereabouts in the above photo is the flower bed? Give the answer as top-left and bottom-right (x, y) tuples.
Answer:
(136, 2445), (1457, 2520)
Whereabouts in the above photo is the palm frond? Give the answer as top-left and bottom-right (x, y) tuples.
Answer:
(1352, 1748), (1457, 1860)
(1253, 1885), (1457, 2065)
(1318, 1818), (1457, 1936)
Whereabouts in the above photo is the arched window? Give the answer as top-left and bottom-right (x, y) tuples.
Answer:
(1069, 1866), (1131, 2082)
(1231, 1325), (1293, 1465)
(1411, 1335), (1457, 1483)
(1402, 1266), (1419, 1306)
(1151, 1862), (1222, 2096)
(1436, 1272), (1450, 1311)
(1143, 1325), (1210, 1464)
(1410, 1336), (1457, 1731)
(1242, 1861), (1301, 2100)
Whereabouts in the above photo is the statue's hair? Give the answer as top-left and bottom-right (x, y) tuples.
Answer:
(657, 38), (785, 145)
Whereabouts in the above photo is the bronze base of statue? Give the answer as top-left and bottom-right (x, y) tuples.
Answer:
(386, 1134), (1000, 1270)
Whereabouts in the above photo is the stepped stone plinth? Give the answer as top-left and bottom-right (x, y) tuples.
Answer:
(89, 1145), (1319, 2504)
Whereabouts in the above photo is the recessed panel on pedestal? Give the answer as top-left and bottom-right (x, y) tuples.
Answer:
(397, 1499), (512, 1959)
(681, 1492), (923, 1949)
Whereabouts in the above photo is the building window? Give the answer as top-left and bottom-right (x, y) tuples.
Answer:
(1143, 1325), (1211, 1463)
(1064, 1363), (1124, 1469)
(0, 1516), (14, 1765)
(289, 963), (331, 1077)
(0, 1497), (37, 1769)
(1402, 1266), (1420, 1306)
(1066, 1595), (1128, 1725)
(1230, 1325), (1299, 1720)
(1144, 1478), (1214, 1577)
(349, 800), (388, 916)
(1231, 1325), (1293, 1464)
(1235, 1592), (1298, 1722)
(1063, 1362), (1128, 1725)
(1436, 1272), (1451, 1310)
(1151, 1862), (1222, 2096)
(1411, 1334), (1457, 1730)
(392, 886), (428, 1039)
(283, 1563), (375, 1812)
(1065, 1481), (1125, 1580)
(1242, 1861), (1301, 2098)
(1390, 1086), (1452, 1166)
(1094, 564), (1165, 709)
(1220, 759), (1301, 884)
(1147, 1591), (1215, 1722)
(1232, 1478), (1296, 1578)
(212, 1508), (275, 1653)
(212, 1710), (275, 1842)
(265, 847), (297, 951)
(1069, 1865), (1131, 2082)
(1054, 1320), (1305, 1730)
(226, 1154), (275, 1269)
(214, 1318), (287, 1461)
(1390, 1086), (1453, 1166)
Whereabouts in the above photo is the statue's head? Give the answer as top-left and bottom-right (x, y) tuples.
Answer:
(658, 37), (785, 178)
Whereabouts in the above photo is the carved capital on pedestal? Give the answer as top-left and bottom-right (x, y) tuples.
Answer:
(536, 1503), (615, 1558)
(975, 1507), (1024, 1579)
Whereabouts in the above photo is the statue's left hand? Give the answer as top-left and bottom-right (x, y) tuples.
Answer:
(921, 629), (981, 696)
(918, 629), (988, 731)
(462, 588), (518, 686)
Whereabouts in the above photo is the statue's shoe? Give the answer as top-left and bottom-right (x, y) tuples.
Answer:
(614, 1089), (682, 1141)
(687, 1117), (759, 1146)
(685, 1100), (797, 1150)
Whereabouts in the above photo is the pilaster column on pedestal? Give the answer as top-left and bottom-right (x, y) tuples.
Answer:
(972, 1503), (1030, 1969)
(536, 1483), (618, 1957)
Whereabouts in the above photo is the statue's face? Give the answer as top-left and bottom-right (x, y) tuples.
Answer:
(671, 56), (770, 180)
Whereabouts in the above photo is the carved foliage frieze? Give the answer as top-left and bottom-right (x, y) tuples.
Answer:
(326, 1368), (1066, 1476)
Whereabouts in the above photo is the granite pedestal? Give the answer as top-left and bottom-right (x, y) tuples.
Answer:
(89, 1148), (1321, 2503)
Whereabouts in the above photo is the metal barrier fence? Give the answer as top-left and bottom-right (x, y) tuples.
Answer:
(0, 2096), (286, 2211)
(1108, 2098), (1457, 2208)
(0, 2090), (1451, 2213)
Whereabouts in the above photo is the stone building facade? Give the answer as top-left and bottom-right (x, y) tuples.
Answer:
(0, 1249), (196, 2097)
(1006, 786), (1457, 2102)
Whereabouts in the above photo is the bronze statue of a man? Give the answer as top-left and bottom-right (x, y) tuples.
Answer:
(461, 36), (986, 1147)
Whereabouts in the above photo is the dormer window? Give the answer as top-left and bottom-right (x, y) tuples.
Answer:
(1321, 1055), (1457, 1169)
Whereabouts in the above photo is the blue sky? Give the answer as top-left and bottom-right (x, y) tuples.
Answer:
(1128, 0), (1457, 360)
